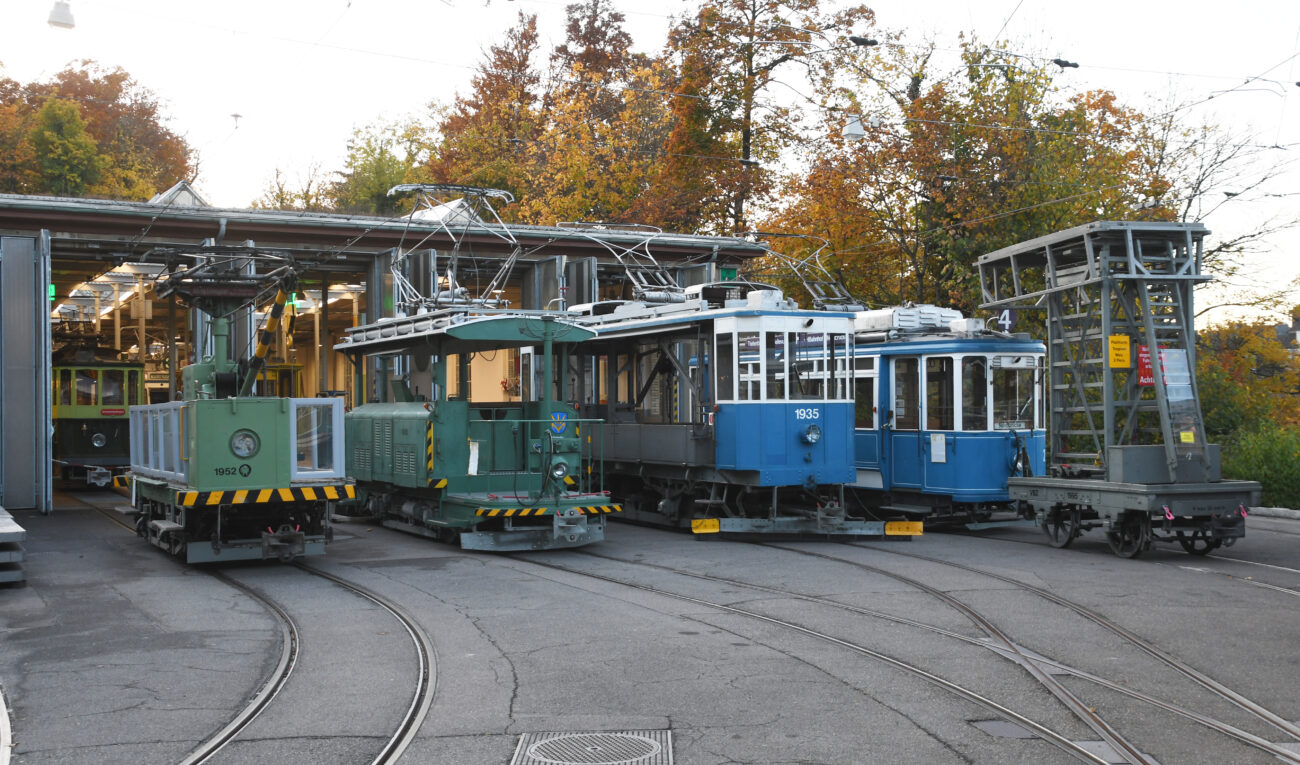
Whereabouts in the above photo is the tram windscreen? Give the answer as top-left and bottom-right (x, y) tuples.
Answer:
(993, 368), (1035, 430)
(102, 370), (125, 406)
(789, 332), (826, 400)
(76, 370), (98, 405)
(765, 333), (786, 399)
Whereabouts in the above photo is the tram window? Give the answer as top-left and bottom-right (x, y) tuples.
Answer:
(615, 354), (633, 404)
(894, 358), (920, 430)
(926, 357), (955, 430)
(994, 368), (1036, 430)
(1037, 357), (1046, 428)
(737, 332), (760, 400)
(831, 334), (850, 399)
(962, 357), (988, 431)
(716, 334), (734, 401)
(127, 370), (141, 406)
(854, 377), (875, 428)
(76, 370), (98, 406)
(765, 332), (786, 399)
(855, 356), (875, 372)
(58, 369), (73, 405)
(789, 332), (826, 400)
(102, 370), (125, 406)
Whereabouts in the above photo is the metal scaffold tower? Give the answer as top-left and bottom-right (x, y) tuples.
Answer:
(979, 221), (1208, 481)
(977, 221), (1258, 558)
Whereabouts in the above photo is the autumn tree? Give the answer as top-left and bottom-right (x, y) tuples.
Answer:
(423, 12), (544, 219)
(769, 38), (1171, 310)
(1196, 320), (1300, 439)
(657, 0), (875, 234)
(0, 62), (193, 200)
(519, 0), (673, 226)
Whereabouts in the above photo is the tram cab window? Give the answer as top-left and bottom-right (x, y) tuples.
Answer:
(832, 334), (851, 399)
(893, 358), (920, 430)
(128, 370), (141, 406)
(57, 369), (73, 406)
(993, 367), (1036, 430)
(102, 370), (125, 406)
(76, 370), (98, 406)
(789, 332), (825, 400)
(737, 332), (760, 400)
(961, 357), (989, 431)
(854, 356), (877, 428)
(716, 334), (734, 401)
(765, 332), (786, 399)
(926, 357), (955, 430)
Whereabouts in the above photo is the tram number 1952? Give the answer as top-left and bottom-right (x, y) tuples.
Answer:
(794, 408), (821, 421)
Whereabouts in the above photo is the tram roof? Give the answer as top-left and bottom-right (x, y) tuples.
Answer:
(336, 310), (596, 355)
(570, 299), (858, 341)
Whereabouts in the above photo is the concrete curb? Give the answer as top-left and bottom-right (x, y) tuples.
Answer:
(1249, 506), (1300, 520)
(0, 679), (12, 765)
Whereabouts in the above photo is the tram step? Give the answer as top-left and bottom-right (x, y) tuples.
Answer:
(148, 520), (184, 533)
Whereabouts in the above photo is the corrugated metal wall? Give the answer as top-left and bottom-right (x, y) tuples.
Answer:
(0, 235), (52, 512)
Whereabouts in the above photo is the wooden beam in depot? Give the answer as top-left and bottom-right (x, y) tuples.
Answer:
(176, 485), (356, 507)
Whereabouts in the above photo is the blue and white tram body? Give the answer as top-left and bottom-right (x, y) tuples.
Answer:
(848, 306), (1047, 527)
(568, 284), (916, 537)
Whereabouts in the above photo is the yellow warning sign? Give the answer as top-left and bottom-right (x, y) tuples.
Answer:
(1108, 335), (1131, 368)
(1179, 431), (1196, 444)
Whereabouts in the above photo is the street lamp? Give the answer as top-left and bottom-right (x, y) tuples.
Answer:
(48, 0), (74, 29)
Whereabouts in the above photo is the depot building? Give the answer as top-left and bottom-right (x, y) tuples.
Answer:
(0, 183), (766, 511)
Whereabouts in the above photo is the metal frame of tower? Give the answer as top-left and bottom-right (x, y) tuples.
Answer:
(977, 221), (1259, 558)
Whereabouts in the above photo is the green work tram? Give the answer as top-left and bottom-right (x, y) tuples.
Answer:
(338, 310), (620, 551)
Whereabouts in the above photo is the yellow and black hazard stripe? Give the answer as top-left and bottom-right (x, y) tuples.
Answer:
(176, 484), (356, 507)
(425, 422), (435, 484)
(112, 475), (132, 489)
(474, 504), (623, 518)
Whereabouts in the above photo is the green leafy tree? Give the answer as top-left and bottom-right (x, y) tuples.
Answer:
(331, 119), (429, 216)
(29, 98), (106, 196)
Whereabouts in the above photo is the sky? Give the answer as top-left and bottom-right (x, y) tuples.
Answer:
(2, 0), (1298, 322)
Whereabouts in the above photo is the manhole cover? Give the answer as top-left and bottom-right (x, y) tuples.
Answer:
(512, 730), (672, 765)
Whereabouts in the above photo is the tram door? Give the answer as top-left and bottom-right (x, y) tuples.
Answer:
(888, 357), (923, 488)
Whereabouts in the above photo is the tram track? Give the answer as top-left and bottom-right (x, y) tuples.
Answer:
(850, 541), (1300, 747)
(78, 494), (435, 764)
(567, 547), (1300, 764)
(515, 552), (1114, 765)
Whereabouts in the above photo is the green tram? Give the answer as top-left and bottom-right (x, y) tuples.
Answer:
(128, 252), (352, 563)
(338, 311), (620, 551)
(52, 356), (146, 487)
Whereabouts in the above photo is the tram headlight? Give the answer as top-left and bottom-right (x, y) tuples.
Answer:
(230, 429), (260, 458)
(550, 460), (570, 480)
(91, 432), (107, 448)
(801, 424), (822, 444)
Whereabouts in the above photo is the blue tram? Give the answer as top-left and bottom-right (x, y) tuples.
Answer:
(847, 305), (1047, 527)
(568, 283), (918, 537)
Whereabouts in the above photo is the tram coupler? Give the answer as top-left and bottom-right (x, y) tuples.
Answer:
(815, 501), (848, 532)
(261, 525), (306, 562)
(1209, 511), (1246, 544)
(85, 466), (112, 488)
(553, 507), (590, 544)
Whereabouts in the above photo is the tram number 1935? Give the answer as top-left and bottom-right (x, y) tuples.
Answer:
(794, 408), (821, 421)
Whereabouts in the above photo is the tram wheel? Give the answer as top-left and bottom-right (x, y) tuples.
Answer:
(166, 532), (186, 558)
(1176, 530), (1220, 556)
(1042, 507), (1080, 548)
(1106, 513), (1150, 558)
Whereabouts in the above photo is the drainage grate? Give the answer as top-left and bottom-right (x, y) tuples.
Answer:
(511, 730), (672, 765)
